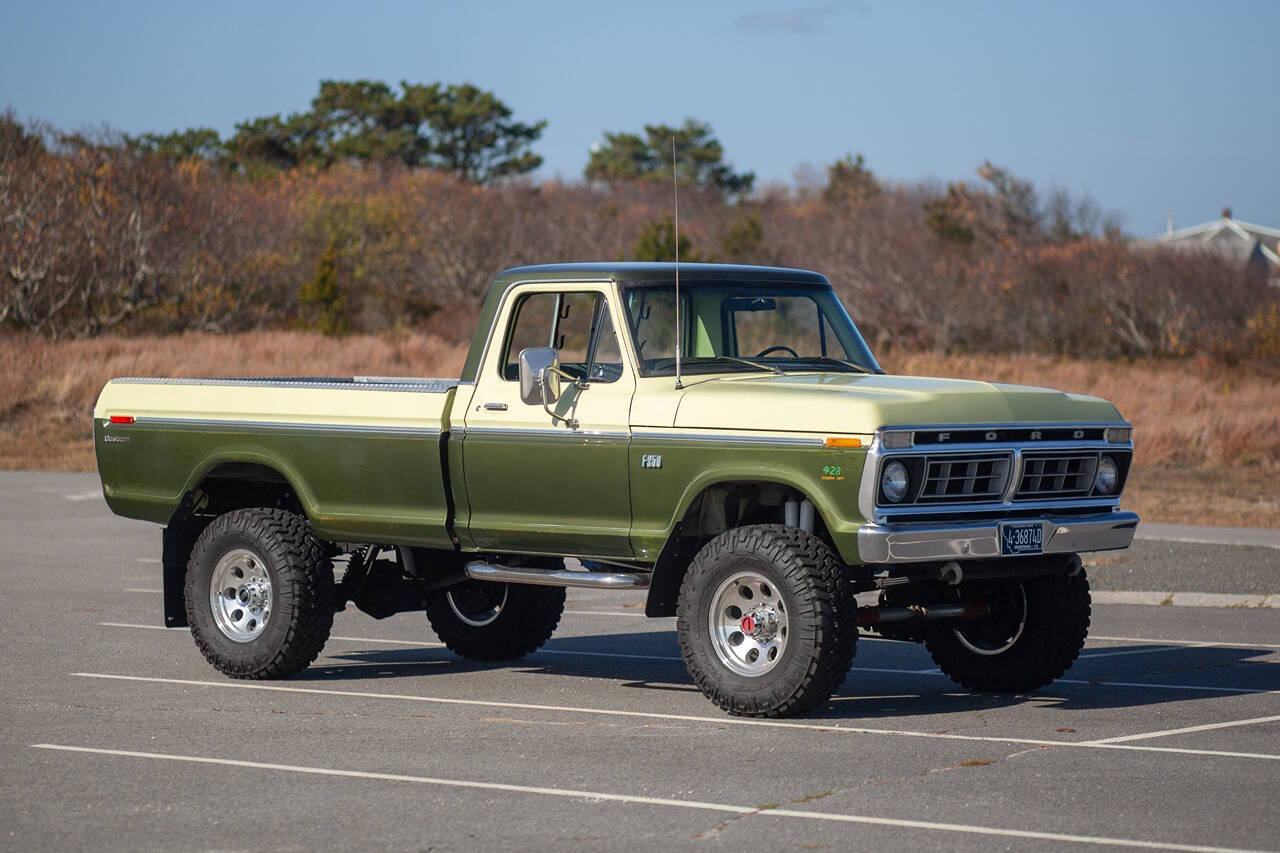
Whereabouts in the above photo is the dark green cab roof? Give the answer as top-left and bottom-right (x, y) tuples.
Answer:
(494, 261), (828, 286)
(461, 262), (831, 382)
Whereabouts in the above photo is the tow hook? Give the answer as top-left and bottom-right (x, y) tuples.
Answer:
(938, 561), (964, 586)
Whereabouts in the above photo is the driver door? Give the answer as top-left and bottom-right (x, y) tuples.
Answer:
(461, 283), (635, 558)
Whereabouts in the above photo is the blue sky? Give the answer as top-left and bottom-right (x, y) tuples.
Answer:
(3, 0), (1276, 235)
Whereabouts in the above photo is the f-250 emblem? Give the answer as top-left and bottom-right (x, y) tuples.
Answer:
(641, 454), (663, 469)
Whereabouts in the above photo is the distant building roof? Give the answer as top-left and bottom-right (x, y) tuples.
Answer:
(1159, 210), (1280, 279)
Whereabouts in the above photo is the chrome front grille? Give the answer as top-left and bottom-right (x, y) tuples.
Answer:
(1015, 453), (1098, 500)
(917, 454), (1010, 503)
(870, 423), (1133, 517)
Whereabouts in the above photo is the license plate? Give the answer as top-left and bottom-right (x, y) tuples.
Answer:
(1000, 521), (1044, 556)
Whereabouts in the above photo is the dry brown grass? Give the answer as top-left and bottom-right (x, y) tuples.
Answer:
(884, 352), (1280, 469)
(0, 331), (467, 472)
(2, 333), (1276, 526)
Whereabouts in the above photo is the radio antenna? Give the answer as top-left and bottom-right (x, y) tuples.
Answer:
(672, 136), (683, 390)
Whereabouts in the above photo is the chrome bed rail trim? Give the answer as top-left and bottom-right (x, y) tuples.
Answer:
(111, 377), (462, 393)
(122, 417), (442, 437)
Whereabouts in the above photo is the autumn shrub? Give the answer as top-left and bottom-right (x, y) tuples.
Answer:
(3, 118), (1275, 359)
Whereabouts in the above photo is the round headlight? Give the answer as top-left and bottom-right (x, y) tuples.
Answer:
(881, 460), (910, 503)
(1095, 455), (1118, 494)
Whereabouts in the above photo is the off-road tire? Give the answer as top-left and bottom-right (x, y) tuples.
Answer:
(185, 508), (335, 679)
(924, 566), (1091, 693)
(677, 525), (857, 718)
(426, 571), (566, 662)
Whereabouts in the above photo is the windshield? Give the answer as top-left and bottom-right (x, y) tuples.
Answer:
(622, 282), (881, 377)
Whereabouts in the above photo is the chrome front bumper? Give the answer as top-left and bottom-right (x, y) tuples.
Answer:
(856, 511), (1140, 564)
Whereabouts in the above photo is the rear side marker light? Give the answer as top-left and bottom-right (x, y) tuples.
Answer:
(824, 437), (863, 448)
(109, 415), (135, 424)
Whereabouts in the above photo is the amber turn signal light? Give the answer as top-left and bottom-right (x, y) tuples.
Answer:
(824, 437), (863, 448)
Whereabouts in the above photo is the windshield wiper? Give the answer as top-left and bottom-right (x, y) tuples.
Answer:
(789, 356), (876, 374)
(687, 356), (784, 376)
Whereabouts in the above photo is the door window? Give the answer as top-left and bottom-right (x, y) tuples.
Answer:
(502, 291), (622, 383)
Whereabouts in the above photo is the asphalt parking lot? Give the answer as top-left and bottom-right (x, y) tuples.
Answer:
(2, 471), (1278, 852)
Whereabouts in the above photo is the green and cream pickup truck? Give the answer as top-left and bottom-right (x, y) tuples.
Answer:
(94, 262), (1138, 717)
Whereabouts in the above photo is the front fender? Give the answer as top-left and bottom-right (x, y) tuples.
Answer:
(627, 437), (869, 566)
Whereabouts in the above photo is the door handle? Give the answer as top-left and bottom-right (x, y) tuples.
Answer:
(483, 402), (508, 411)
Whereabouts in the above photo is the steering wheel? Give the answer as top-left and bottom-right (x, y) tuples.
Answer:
(755, 345), (799, 358)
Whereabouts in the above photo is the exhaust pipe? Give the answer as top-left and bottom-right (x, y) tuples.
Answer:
(465, 561), (651, 590)
(857, 601), (989, 627)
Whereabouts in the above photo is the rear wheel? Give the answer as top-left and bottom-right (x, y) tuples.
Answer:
(677, 525), (856, 718)
(426, 563), (566, 662)
(924, 562), (1091, 692)
(185, 508), (335, 679)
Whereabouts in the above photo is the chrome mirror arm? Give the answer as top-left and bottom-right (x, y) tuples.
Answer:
(539, 365), (582, 429)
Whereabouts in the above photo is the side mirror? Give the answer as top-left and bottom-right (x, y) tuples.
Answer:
(519, 347), (560, 406)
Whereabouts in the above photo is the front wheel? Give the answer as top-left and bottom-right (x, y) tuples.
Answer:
(677, 525), (856, 718)
(185, 508), (335, 679)
(924, 562), (1091, 692)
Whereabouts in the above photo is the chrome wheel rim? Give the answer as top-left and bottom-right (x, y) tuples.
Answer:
(209, 548), (272, 643)
(955, 583), (1027, 656)
(708, 571), (789, 677)
(447, 582), (508, 627)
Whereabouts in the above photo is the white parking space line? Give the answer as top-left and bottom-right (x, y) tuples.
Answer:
(311, 660), (452, 671)
(542, 648), (680, 662)
(61, 490), (103, 502)
(70, 672), (1280, 762)
(136, 558), (162, 564)
(1055, 676), (1280, 697)
(1090, 635), (1280, 651)
(373, 630), (933, 672)
(28, 744), (1267, 853)
(1090, 737), (1280, 758)
(123, 588), (163, 595)
(1085, 715), (1280, 745)
(1079, 645), (1213, 660)
(561, 619), (1280, 653)
(332, 634), (681, 662)
(564, 609), (651, 617)
(333, 634), (439, 646)
(97, 622), (1280, 694)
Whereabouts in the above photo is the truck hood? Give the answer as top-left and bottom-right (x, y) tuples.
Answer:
(672, 373), (1123, 433)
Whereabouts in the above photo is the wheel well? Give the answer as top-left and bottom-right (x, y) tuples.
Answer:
(160, 463), (308, 628)
(643, 481), (834, 617)
(185, 462), (306, 518)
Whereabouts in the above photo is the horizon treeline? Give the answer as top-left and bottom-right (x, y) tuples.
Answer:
(2, 80), (1277, 358)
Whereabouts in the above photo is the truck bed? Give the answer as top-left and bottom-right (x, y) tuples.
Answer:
(93, 375), (464, 548)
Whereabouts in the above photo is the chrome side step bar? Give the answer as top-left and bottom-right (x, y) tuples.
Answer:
(464, 561), (651, 590)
